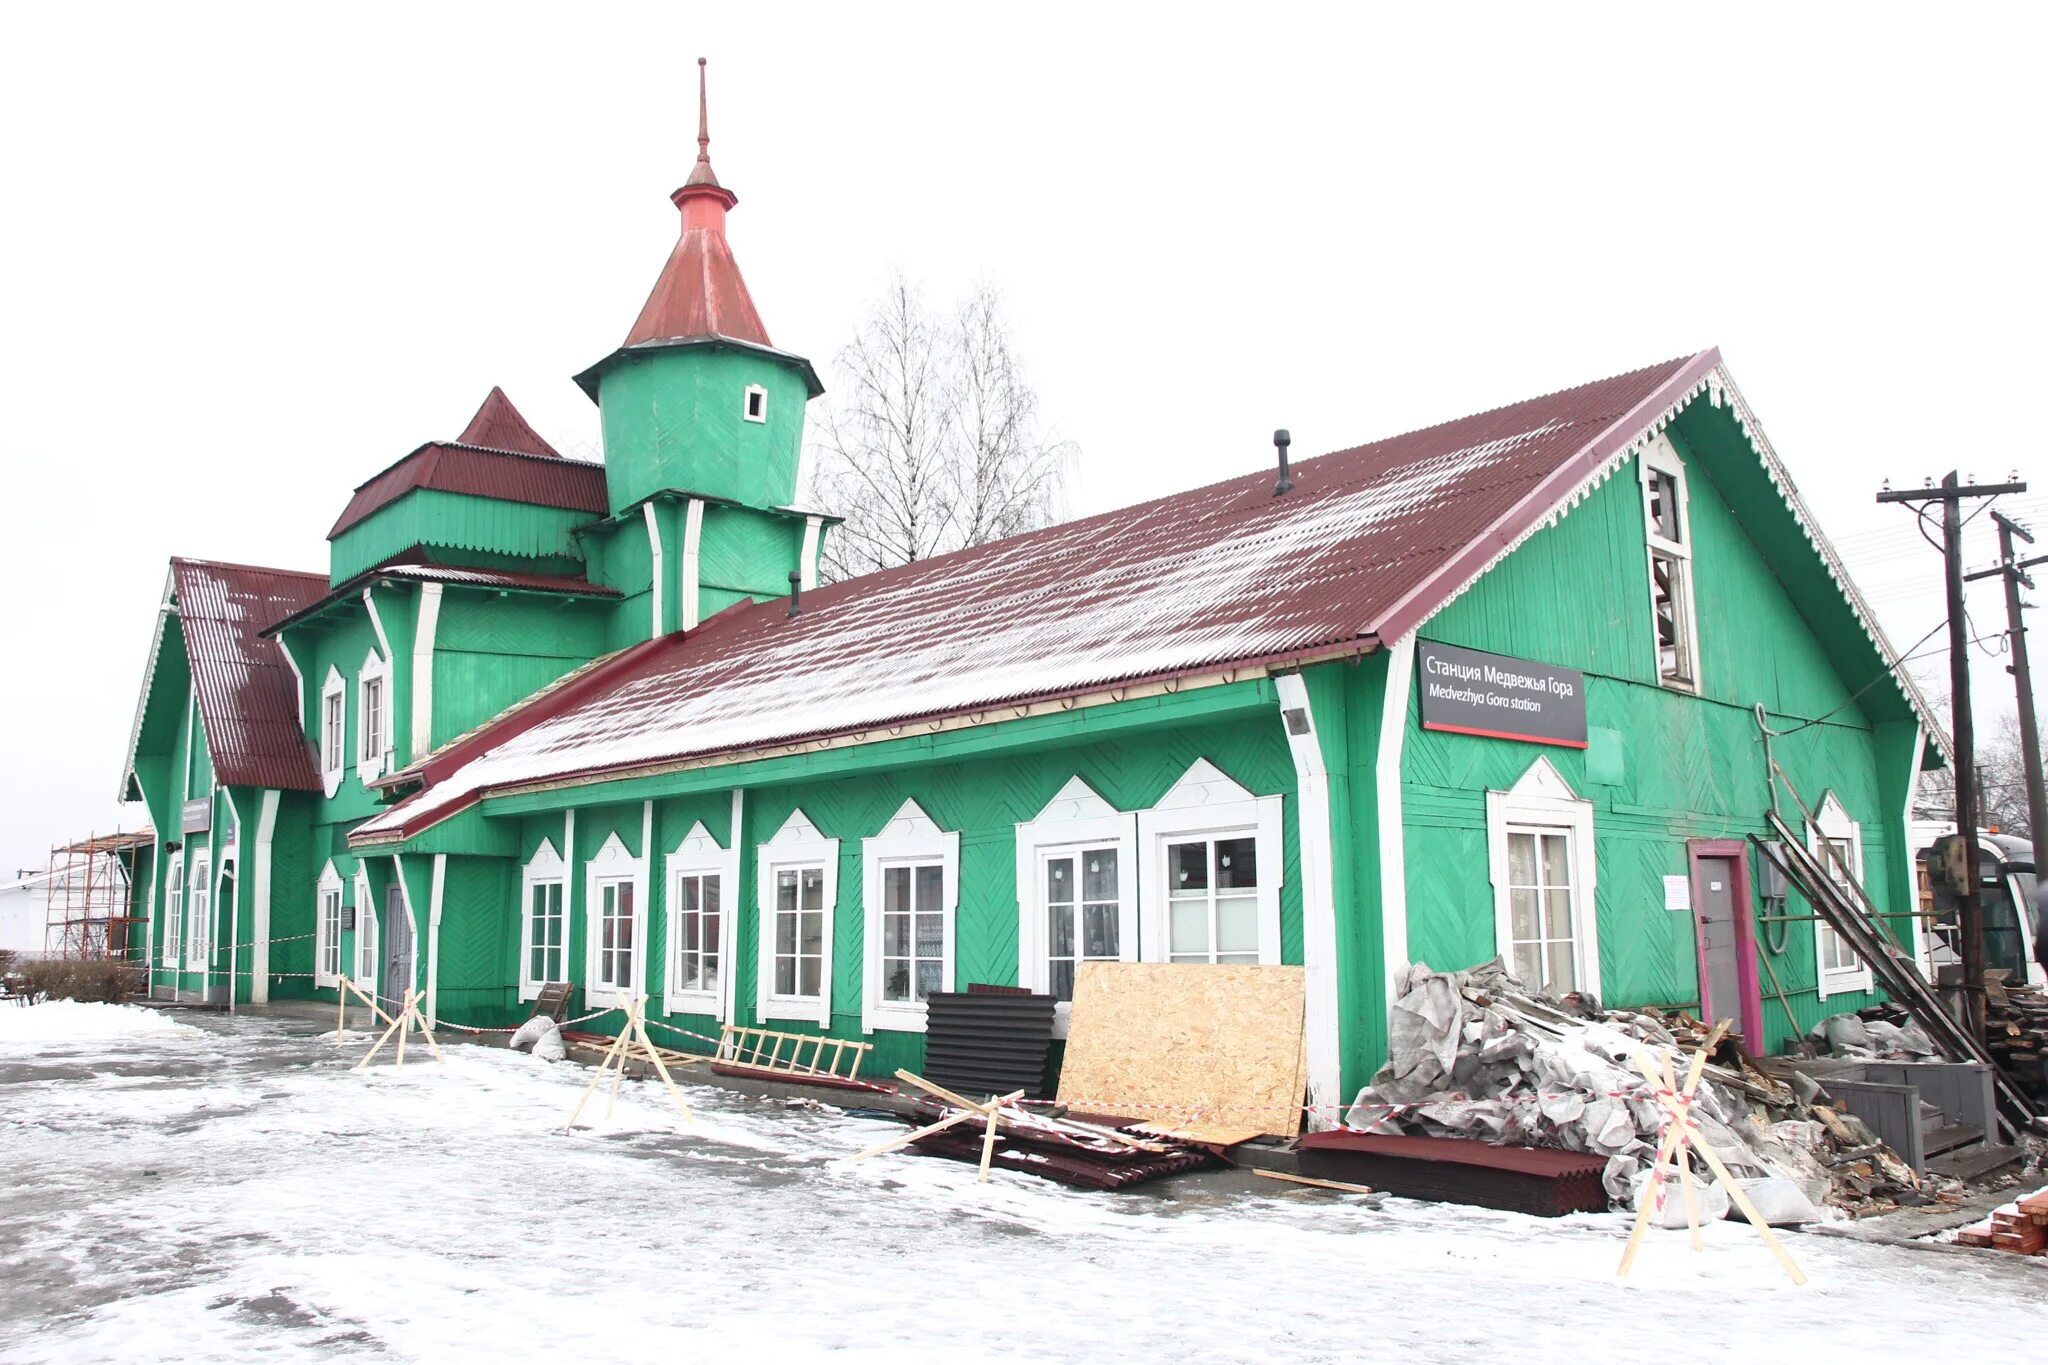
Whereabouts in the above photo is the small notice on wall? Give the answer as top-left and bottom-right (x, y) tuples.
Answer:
(1663, 875), (1691, 911)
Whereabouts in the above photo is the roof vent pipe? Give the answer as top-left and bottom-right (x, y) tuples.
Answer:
(1272, 429), (1294, 496)
(786, 569), (803, 618)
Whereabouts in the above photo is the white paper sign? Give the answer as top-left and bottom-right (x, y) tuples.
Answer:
(1664, 875), (1692, 911)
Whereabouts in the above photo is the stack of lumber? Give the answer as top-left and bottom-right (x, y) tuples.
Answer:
(1984, 979), (2048, 1100)
(1954, 1186), (2048, 1256)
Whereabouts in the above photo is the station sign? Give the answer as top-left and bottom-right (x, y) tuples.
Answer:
(1416, 641), (1588, 749)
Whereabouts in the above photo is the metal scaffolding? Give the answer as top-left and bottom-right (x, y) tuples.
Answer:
(43, 831), (153, 960)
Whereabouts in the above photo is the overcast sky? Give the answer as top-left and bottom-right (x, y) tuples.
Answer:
(2, 3), (2043, 878)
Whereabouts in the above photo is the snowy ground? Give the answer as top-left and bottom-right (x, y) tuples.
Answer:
(1, 1006), (2042, 1363)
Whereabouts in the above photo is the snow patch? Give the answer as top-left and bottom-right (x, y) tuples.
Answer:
(0, 1000), (200, 1046)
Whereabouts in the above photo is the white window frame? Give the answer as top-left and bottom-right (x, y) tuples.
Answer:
(353, 867), (379, 994)
(582, 832), (647, 1010)
(664, 820), (737, 1019)
(162, 851), (185, 967)
(314, 861), (343, 989)
(357, 650), (390, 782)
(1136, 759), (1284, 967)
(860, 800), (959, 1034)
(1638, 432), (1701, 694)
(320, 666), (346, 797)
(742, 383), (768, 424)
(755, 808), (838, 1027)
(1485, 756), (1601, 1000)
(1016, 777), (1138, 1037)
(519, 839), (568, 1002)
(185, 848), (211, 973)
(1810, 792), (1874, 999)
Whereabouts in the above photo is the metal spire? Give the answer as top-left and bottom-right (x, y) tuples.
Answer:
(696, 57), (711, 168)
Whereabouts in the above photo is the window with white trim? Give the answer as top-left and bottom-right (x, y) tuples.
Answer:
(315, 862), (343, 988)
(743, 383), (767, 423)
(185, 849), (211, 972)
(320, 666), (346, 796)
(756, 809), (837, 1026)
(357, 651), (389, 780)
(353, 868), (379, 992)
(664, 821), (733, 1018)
(1016, 779), (1137, 1031)
(1811, 793), (1872, 998)
(520, 839), (567, 1001)
(1136, 760), (1284, 967)
(1639, 434), (1699, 691)
(1486, 757), (1601, 999)
(582, 832), (646, 1009)
(861, 800), (958, 1033)
(162, 851), (185, 967)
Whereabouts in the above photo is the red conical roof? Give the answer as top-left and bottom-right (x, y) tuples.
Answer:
(455, 386), (562, 458)
(622, 58), (772, 349)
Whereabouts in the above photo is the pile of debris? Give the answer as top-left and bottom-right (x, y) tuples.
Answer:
(1806, 1007), (1940, 1061)
(1345, 960), (1923, 1215)
(1955, 1185), (2048, 1255)
(1984, 977), (2048, 1101)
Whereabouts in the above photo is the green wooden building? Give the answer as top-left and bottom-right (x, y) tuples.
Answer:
(115, 78), (1940, 1115)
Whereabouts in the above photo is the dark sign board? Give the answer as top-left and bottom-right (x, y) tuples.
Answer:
(1417, 641), (1587, 749)
(180, 797), (211, 835)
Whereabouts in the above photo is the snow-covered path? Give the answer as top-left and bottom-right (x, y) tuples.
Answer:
(0, 1006), (2039, 1363)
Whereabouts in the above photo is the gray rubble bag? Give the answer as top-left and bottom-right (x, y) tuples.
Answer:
(509, 1015), (566, 1061)
(1725, 1176), (1823, 1226)
(1630, 1167), (1730, 1228)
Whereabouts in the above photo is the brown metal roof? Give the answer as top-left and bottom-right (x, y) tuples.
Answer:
(454, 386), (561, 458)
(359, 352), (1721, 842)
(260, 551), (620, 639)
(328, 438), (608, 539)
(171, 558), (328, 792)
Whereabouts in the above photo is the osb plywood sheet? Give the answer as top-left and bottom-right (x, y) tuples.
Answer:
(1058, 962), (1307, 1144)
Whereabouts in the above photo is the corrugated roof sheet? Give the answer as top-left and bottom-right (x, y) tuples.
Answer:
(358, 352), (1717, 840)
(455, 386), (562, 459)
(372, 561), (622, 598)
(171, 558), (328, 792)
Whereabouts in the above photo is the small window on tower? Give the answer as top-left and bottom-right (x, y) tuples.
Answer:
(743, 384), (768, 424)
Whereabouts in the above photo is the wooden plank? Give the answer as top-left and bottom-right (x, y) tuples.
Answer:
(1057, 963), (1306, 1143)
(1252, 1169), (1376, 1195)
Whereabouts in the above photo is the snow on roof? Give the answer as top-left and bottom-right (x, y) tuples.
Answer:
(171, 558), (328, 792)
(356, 353), (1714, 842)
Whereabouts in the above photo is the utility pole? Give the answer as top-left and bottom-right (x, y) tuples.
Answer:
(1878, 473), (2027, 1045)
(1967, 512), (2048, 863)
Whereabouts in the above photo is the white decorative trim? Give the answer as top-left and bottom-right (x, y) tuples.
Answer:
(1015, 777), (1137, 1036)
(519, 837), (568, 1003)
(411, 583), (442, 762)
(357, 648), (390, 782)
(1377, 633), (1416, 1013)
(663, 818), (736, 1019)
(185, 846), (212, 977)
(1486, 757), (1601, 1000)
(755, 808), (838, 1027)
(119, 571), (176, 801)
(162, 849), (185, 969)
(643, 502), (665, 640)
(723, 790), (743, 1024)
(860, 800), (959, 1034)
(314, 860), (344, 989)
(1136, 759), (1284, 966)
(250, 790), (278, 1004)
(1275, 674), (1339, 1121)
(681, 498), (705, 633)
(221, 787), (243, 1011)
(391, 852), (421, 1001)
(800, 515), (823, 592)
(319, 665), (346, 798)
(425, 853), (446, 1027)
(353, 865), (379, 995)
(277, 634), (307, 732)
(582, 824), (649, 1010)
(362, 587), (393, 664)
(1810, 792), (1874, 999)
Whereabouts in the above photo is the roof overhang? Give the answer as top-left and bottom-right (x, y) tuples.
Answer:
(573, 334), (826, 403)
(118, 570), (178, 802)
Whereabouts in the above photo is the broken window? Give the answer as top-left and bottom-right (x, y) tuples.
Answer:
(1640, 438), (1698, 690)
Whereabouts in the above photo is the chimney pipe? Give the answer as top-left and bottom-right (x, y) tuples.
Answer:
(787, 569), (803, 618)
(1272, 429), (1294, 496)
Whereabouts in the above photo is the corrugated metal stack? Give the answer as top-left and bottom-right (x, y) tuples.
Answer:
(921, 987), (1057, 1101)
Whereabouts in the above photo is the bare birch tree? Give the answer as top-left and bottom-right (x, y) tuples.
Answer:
(808, 272), (1073, 578)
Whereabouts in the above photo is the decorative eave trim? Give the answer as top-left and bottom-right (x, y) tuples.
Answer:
(119, 569), (178, 802)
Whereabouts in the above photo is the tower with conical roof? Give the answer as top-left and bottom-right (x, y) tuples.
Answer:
(577, 58), (823, 519)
